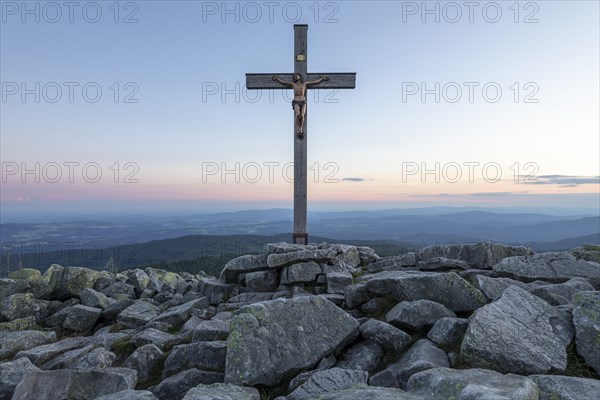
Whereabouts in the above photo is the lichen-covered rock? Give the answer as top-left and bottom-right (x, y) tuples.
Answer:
(11, 368), (138, 400)
(359, 318), (412, 355)
(150, 297), (209, 327)
(0, 293), (49, 322)
(8, 268), (42, 282)
(287, 368), (368, 400)
(15, 336), (90, 366)
(117, 301), (160, 328)
(375, 339), (449, 389)
(365, 271), (486, 312)
(130, 328), (181, 350)
(419, 241), (533, 269)
(198, 278), (235, 305)
(0, 357), (40, 400)
(101, 282), (136, 300)
(530, 374), (600, 400)
(461, 285), (569, 374)
(529, 277), (595, 306)
(225, 295), (359, 387)
(126, 269), (152, 293)
(367, 253), (417, 273)
(192, 319), (230, 342)
(163, 341), (227, 378)
(267, 248), (340, 269)
(71, 347), (116, 369)
(80, 288), (116, 309)
(124, 344), (165, 384)
(0, 278), (30, 299)
(181, 383), (259, 400)
(493, 252), (600, 287)
(406, 367), (539, 399)
(220, 254), (270, 283)
(151, 369), (224, 400)
(427, 317), (469, 348)
(62, 304), (101, 332)
(280, 261), (322, 284)
(417, 257), (470, 271)
(386, 300), (456, 331)
(471, 275), (531, 301)
(327, 272), (353, 294)
(0, 316), (37, 331)
(245, 270), (278, 292)
(335, 340), (383, 373)
(0, 330), (56, 359)
(48, 266), (102, 299)
(572, 291), (600, 374)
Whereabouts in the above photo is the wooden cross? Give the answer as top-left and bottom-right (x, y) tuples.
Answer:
(246, 24), (356, 244)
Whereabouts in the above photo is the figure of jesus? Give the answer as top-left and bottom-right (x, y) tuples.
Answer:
(272, 73), (329, 138)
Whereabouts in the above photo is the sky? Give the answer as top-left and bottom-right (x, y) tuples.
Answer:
(1, 0), (599, 219)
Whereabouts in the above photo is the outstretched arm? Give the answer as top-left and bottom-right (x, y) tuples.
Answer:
(306, 76), (329, 87)
(272, 75), (293, 88)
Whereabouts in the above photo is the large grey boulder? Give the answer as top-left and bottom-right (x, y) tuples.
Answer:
(130, 328), (180, 350)
(386, 300), (456, 331)
(287, 368), (368, 400)
(47, 266), (102, 299)
(198, 278), (235, 305)
(151, 369), (224, 400)
(344, 283), (370, 308)
(62, 304), (101, 332)
(126, 269), (152, 293)
(163, 341), (227, 378)
(367, 253), (417, 273)
(0, 330), (56, 359)
(117, 301), (160, 328)
(220, 254), (270, 283)
(529, 374), (600, 400)
(461, 285), (570, 374)
(71, 347), (116, 369)
(181, 383), (259, 400)
(471, 275), (531, 301)
(417, 257), (470, 271)
(419, 241), (532, 269)
(14, 336), (90, 366)
(124, 344), (165, 384)
(95, 390), (158, 400)
(11, 368), (137, 400)
(427, 317), (469, 348)
(374, 339), (449, 389)
(39, 344), (96, 370)
(359, 318), (412, 355)
(245, 270), (278, 292)
(0, 278), (30, 299)
(335, 340), (383, 373)
(493, 252), (600, 287)
(0, 357), (40, 400)
(264, 242), (317, 254)
(225, 295), (359, 386)
(150, 297), (209, 327)
(0, 293), (49, 322)
(280, 261), (321, 284)
(365, 271), (486, 312)
(327, 272), (353, 294)
(80, 288), (116, 309)
(529, 277), (595, 305)
(406, 367), (539, 399)
(572, 291), (600, 374)
(192, 319), (230, 342)
(267, 248), (340, 268)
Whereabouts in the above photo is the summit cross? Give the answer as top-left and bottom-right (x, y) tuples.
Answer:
(245, 24), (356, 244)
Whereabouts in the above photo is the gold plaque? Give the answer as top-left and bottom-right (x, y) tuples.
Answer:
(296, 54), (306, 61)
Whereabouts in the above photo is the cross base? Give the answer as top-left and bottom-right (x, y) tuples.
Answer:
(292, 232), (308, 245)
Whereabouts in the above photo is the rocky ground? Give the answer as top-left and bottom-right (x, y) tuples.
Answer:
(1, 241), (599, 400)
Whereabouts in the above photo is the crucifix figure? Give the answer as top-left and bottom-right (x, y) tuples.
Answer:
(246, 25), (356, 244)
(271, 73), (329, 138)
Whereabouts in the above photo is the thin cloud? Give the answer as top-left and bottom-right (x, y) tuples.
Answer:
(342, 177), (372, 182)
(520, 175), (600, 186)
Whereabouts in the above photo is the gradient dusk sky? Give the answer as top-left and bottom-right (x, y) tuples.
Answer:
(1, 0), (599, 218)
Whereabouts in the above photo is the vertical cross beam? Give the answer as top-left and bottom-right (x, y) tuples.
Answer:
(293, 25), (308, 245)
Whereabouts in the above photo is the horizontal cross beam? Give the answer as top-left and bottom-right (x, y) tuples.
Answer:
(246, 73), (356, 90)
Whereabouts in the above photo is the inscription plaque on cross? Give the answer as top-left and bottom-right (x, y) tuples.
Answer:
(246, 24), (356, 244)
